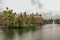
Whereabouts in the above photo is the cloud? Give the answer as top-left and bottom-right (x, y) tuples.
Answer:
(0, 0), (3, 11)
(31, 0), (43, 9)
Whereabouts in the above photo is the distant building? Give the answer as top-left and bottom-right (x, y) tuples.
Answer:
(30, 13), (44, 25)
(0, 12), (4, 27)
(34, 16), (43, 24)
(55, 19), (60, 24)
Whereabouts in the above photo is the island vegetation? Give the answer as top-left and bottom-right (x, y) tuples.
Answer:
(2, 7), (36, 28)
(0, 7), (59, 29)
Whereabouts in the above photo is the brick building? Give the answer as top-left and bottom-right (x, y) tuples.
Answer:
(30, 13), (44, 25)
(0, 12), (4, 27)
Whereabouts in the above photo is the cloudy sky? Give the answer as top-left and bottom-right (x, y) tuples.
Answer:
(0, 0), (60, 18)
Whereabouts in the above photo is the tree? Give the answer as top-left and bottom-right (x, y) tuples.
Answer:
(17, 13), (23, 27)
(3, 7), (16, 27)
(30, 16), (36, 27)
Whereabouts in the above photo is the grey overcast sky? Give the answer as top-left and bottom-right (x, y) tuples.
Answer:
(1, 0), (60, 12)
(0, 0), (60, 19)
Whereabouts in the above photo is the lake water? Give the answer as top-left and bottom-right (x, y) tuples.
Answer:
(0, 24), (60, 40)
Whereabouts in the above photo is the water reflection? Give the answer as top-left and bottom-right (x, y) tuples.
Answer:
(0, 24), (60, 40)
(3, 29), (15, 40)
(2, 27), (36, 40)
(17, 28), (30, 35)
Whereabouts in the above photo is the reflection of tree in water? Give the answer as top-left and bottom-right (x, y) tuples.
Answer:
(17, 27), (36, 36)
(17, 28), (24, 35)
(3, 29), (15, 40)
(2, 27), (36, 40)
(30, 27), (36, 32)
(17, 28), (30, 35)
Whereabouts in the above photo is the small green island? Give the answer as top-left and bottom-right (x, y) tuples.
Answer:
(0, 7), (60, 29)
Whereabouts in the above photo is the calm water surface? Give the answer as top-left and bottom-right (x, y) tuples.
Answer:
(0, 24), (60, 40)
